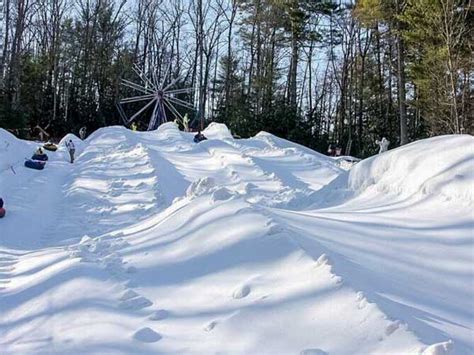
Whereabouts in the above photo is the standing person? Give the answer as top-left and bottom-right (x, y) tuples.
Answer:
(66, 139), (76, 163)
(375, 137), (390, 154)
(131, 122), (138, 131)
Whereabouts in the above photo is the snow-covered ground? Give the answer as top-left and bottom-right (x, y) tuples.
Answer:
(0, 124), (472, 354)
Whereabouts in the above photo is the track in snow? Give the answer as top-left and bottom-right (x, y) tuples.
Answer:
(0, 124), (470, 354)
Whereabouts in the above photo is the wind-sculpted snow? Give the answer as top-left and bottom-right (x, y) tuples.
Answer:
(0, 128), (36, 175)
(346, 135), (473, 203)
(0, 123), (472, 354)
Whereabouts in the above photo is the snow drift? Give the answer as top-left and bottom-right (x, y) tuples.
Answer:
(318, 135), (474, 206)
(0, 128), (37, 174)
(348, 135), (474, 203)
(0, 124), (472, 354)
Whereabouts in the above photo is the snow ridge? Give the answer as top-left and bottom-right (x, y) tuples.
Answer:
(1, 124), (471, 354)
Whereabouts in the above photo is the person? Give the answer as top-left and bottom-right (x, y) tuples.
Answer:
(327, 143), (336, 157)
(66, 139), (75, 163)
(79, 126), (87, 140)
(0, 198), (5, 218)
(375, 137), (390, 154)
(183, 113), (189, 132)
(193, 130), (207, 143)
(131, 122), (138, 131)
(32, 146), (48, 161)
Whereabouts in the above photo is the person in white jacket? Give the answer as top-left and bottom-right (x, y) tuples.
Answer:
(375, 137), (390, 154)
(66, 139), (75, 163)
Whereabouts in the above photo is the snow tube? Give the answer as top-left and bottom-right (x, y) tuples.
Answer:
(0, 208), (5, 218)
(24, 159), (46, 170)
(43, 143), (58, 151)
(31, 153), (48, 161)
(193, 135), (207, 143)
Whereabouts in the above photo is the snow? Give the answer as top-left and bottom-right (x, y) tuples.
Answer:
(345, 135), (474, 203)
(0, 124), (472, 354)
(0, 128), (37, 174)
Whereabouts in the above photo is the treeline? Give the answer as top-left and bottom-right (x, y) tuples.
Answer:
(0, 0), (472, 157)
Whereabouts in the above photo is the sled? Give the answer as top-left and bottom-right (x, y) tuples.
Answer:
(31, 153), (48, 161)
(43, 143), (58, 152)
(24, 159), (46, 170)
(0, 208), (5, 218)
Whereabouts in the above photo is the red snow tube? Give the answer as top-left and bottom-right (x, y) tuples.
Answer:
(0, 208), (5, 218)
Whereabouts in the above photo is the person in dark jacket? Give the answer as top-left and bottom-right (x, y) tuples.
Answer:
(0, 198), (5, 218)
(193, 130), (207, 143)
(32, 147), (48, 161)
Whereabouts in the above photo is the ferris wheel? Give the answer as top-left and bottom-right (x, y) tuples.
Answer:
(117, 64), (195, 131)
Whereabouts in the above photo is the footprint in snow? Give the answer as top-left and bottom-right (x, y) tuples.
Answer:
(385, 320), (401, 336)
(204, 321), (218, 332)
(211, 188), (234, 202)
(232, 284), (251, 299)
(110, 180), (124, 189)
(267, 224), (285, 236)
(109, 190), (123, 197)
(119, 295), (153, 310)
(300, 349), (328, 355)
(148, 310), (169, 321)
(133, 327), (162, 343)
(119, 289), (140, 301)
(126, 266), (138, 274)
(123, 280), (138, 288)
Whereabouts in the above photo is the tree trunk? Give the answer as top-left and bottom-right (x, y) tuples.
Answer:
(395, 0), (408, 145)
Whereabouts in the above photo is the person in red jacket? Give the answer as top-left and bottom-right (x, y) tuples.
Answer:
(0, 198), (5, 218)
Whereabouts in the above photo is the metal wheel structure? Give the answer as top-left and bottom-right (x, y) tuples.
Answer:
(117, 64), (194, 131)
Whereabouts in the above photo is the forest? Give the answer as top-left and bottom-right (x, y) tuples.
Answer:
(0, 0), (472, 157)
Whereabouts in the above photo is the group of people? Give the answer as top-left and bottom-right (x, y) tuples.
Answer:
(128, 119), (207, 144)
(327, 137), (390, 157)
(2, 139), (76, 218)
(327, 143), (343, 157)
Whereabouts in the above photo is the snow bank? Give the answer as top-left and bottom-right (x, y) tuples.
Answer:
(203, 122), (234, 140)
(0, 128), (37, 174)
(2, 124), (471, 353)
(332, 156), (361, 170)
(156, 121), (179, 133)
(85, 125), (128, 142)
(255, 131), (338, 166)
(342, 135), (474, 203)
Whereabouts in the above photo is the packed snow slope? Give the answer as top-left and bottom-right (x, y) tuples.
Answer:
(0, 125), (472, 354)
